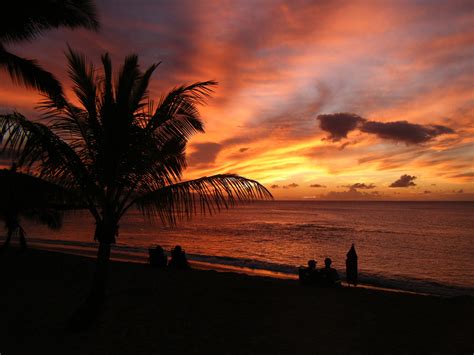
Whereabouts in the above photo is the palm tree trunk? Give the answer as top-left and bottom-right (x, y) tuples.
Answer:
(67, 221), (116, 331)
(88, 241), (112, 305)
(0, 228), (13, 252)
(19, 227), (27, 251)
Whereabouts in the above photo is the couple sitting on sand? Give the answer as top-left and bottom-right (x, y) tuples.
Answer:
(299, 257), (341, 287)
(149, 245), (190, 270)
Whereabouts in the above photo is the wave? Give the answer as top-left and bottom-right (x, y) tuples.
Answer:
(28, 237), (474, 298)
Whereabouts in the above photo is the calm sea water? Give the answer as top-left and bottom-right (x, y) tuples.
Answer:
(14, 201), (474, 296)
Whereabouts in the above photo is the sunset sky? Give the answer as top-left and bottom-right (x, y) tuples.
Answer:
(1, 0), (473, 200)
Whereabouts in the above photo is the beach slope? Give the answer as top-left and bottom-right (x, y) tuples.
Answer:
(0, 248), (472, 354)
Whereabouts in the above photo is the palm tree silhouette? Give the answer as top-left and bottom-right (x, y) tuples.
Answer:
(0, 0), (98, 104)
(0, 48), (272, 321)
(0, 165), (67, 252)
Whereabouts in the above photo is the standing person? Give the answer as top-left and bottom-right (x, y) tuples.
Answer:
(321, 258), (341, 287)
(346, 244), (358, 286)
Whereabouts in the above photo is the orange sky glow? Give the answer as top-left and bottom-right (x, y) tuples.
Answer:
(1, 0), (473, 200)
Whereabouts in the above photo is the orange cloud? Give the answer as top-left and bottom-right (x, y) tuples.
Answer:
(0, 0), (472, 200)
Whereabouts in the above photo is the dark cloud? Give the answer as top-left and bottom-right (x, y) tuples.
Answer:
(239, 147), (249, 153)
(187, 142), (223, 166)
(389, 174), (417, 188)
(317, 113), (454, 145)
(344, 183), (376, 190)
(360, 121), (454, 144)
(309, 184), (326, 188)
(424, 190), (431, 194)
(270, 184), (280, 189)
(287, 183), (299, 188)
(316, 113), (365, 141)
(457, 189), (464, 193)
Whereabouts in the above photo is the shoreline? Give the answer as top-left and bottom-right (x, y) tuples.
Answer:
(1, 247), (472, 354)
(33, 244), (436, 297)
(25, 239), (473, 298)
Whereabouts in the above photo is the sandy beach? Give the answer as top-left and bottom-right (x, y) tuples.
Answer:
(0, 248), (472, 355)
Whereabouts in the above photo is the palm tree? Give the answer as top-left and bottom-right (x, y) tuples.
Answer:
(0, 0), (98, 104)
(0, 165), (66, 252)
(0, 49), (272, 317)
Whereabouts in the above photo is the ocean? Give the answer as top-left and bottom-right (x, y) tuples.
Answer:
(13, 201), (474, 297)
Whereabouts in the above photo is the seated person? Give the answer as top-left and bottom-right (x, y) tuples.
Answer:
(168, 245), (191, 269)
(320, 257), (341, 287)
(298, 259), (320, 286)
(149, 245), (167, 268)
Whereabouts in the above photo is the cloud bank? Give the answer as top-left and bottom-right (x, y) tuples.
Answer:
(317, 113), (454, 145)
(361, 121), (455, 144)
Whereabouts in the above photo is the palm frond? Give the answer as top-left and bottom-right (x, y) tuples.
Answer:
(36, 97), (100, 176)
(147, 81), (217, 143)
(0, 168), (78, 207)
(0, 0), (98, 44)
(0, 168), (86, 230)
(129, 62), (160, 116)
(0, 112), (100, 216)
(115, 54), (140, 117)
(133, 174), (272, 225)
(99, 53), (115, 120)
(0, 45), (65, 105)
(66, 47), (98, 122)
(114, 136), (187, 212)
(21, 208), (64, 230)
(1, 51), (271, 239)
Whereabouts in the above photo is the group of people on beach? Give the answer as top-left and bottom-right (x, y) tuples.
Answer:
(149, 243), (359, 289)
(299, 257), (341, 287)
(149, 245), (190, 270)
(299, 244), (358, 287)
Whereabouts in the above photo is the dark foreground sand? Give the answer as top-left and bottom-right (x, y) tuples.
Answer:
(1, 248), (472, 355)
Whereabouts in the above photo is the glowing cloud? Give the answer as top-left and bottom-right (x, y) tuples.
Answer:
(0, 0), (472, 200)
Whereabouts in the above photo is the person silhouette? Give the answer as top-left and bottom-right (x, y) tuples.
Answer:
(321, 257), (341, 287)
(168, 245), (190, 269)
(149, 245), (167, 268)
(346, 244), (358, 286)
(298, 259), (320, 286)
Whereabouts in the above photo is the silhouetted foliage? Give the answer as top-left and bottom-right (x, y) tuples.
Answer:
(0, 49), (272, 328)
(0, 0), (98, 104)
(0, 166), (73, 251)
